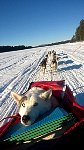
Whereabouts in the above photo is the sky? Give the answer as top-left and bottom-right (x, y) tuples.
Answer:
(0, 0), (84, 46)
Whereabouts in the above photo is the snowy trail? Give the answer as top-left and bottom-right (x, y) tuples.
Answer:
(0, 42), (84, 127)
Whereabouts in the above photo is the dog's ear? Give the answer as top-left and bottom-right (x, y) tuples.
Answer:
(11, 92), (22, 105)
(40, 89), (52, 100)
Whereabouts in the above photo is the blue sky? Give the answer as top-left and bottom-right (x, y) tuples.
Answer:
(0, 0), (84, 46)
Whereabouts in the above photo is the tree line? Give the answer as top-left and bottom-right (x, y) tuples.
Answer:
(0, 45), (32, 53)
(0, 40), (70, 53)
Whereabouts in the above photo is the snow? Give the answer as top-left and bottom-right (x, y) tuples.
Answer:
(0, 41), (84, 127)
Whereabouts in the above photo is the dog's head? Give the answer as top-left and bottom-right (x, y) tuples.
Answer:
(11, 88), (52, 126)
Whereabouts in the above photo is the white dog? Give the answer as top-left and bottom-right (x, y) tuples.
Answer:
(11, 87), (59, 126)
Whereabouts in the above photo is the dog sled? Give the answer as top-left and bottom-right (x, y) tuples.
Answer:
(0, 80), (84, 149)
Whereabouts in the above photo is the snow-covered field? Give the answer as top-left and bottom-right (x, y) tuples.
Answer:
(0, 41), (84, 127)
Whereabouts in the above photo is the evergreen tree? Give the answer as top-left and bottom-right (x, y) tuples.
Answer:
(71, 19), (84, 42)
(75, 26), (80, 41)
(80, 19), (84, 41)
(71, 35), (76, 42)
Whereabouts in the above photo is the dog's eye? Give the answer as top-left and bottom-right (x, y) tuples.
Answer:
(33, 102), (38, 107)
(22, 103), (25, 107)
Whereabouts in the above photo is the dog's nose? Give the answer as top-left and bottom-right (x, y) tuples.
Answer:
(22, 115), (30, 122)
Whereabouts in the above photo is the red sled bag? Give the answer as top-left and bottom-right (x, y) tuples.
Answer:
(0, 80), (84, 146)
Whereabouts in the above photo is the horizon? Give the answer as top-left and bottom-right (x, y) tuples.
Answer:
(0, 0), (84, 46)
(0, 39), (70, 47)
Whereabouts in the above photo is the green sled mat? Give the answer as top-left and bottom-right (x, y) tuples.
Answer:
(2, 107), (76, 145)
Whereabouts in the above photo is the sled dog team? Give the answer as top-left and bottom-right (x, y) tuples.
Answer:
(39, 50), (59, 73)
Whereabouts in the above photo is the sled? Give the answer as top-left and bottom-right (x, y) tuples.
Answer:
(0, 80), (84, 149)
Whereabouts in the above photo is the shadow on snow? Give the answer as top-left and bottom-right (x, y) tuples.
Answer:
(59, 64), (82, 71)
(59, 60), (74, 65)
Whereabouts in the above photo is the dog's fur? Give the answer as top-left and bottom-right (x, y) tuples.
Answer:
(51, 59), (58, 71)
(11, 87), (59, 126)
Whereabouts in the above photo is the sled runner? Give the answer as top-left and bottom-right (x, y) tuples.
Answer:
(0, 80), (84, 149)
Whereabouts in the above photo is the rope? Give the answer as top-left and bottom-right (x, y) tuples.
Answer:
(0, 113), (20, 122)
